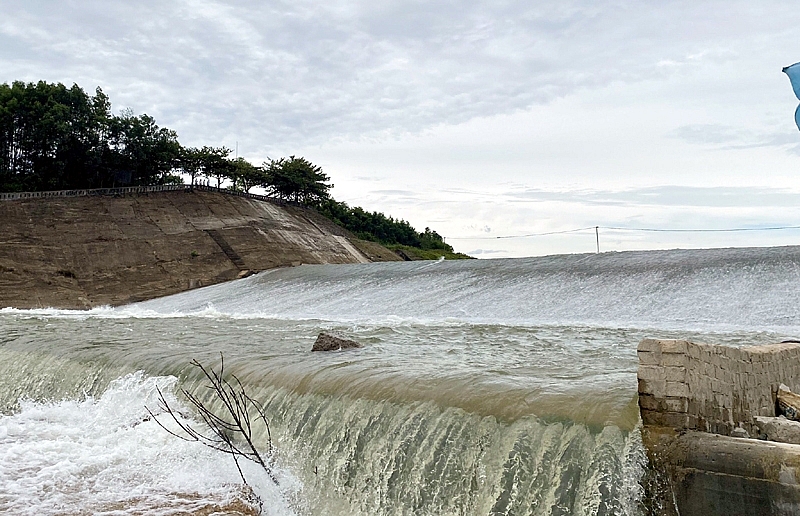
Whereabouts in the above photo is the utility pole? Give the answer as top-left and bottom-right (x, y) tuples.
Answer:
(595, 226), (600, 253)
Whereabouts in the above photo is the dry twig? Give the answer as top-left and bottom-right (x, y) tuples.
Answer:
(146, 354), (278, 486)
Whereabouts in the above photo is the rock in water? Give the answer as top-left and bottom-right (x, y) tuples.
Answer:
(312, 332), (362, 352)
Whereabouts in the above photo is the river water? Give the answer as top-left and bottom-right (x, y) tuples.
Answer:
(2, 246), (800, 515)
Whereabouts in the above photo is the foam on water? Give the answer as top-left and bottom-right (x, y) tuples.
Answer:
(6, 246), (800, 334)
(0, 372), (298, 515)
(0, 304), (225, 320)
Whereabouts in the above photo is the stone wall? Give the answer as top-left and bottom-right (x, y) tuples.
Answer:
(638, 339), (800, 436)
(642, 427), (800, 516)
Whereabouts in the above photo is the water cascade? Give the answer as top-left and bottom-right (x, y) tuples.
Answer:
(2, 246), (799, 514)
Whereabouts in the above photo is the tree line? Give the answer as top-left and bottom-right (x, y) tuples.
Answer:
(318, 200), (451, 251)
(0, 81), (331, 204)
(0, 80), (454, 252)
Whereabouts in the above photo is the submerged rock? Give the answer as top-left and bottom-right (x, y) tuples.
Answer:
(312, 332), (362, 352)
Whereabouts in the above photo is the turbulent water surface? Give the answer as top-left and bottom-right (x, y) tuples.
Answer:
(2, 246), (800, 515)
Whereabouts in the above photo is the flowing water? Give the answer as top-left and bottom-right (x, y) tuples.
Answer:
(2, 246), (800, 515)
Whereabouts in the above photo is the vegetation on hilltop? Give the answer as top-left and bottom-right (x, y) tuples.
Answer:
(0, 80), (470, 258)
(0, 82), (183, 190)
(317, 199), (466, 256)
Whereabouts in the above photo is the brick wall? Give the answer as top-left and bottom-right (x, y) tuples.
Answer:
(638, 339), (800, 436)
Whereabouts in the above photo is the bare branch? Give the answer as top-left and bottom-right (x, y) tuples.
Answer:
(148, 354), (278, 487)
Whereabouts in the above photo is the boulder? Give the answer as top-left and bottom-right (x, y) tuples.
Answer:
(311, 332), (362, 352)
(753, 415), (800, 444)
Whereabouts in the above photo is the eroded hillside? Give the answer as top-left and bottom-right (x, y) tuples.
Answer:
(0, 189), (400, 309)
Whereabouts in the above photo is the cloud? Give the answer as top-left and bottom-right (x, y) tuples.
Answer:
(670, 124), (800, 149)
(3, 0), (796, 155)
(369, 189), (419, 197)
(504, 185), (800, 209)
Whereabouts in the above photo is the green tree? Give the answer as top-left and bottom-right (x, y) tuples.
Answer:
(107, 110), (182, 185)
(228, 157), (265, 193)
(263, 155), (331, 206)
(0, 80), (192, 191)
(419, 227), (450, 250)
(316, 199), (456, 253)
(0, 81), (113, 191)
(198, 146), (232, 189)
(179, 146), (204, 187)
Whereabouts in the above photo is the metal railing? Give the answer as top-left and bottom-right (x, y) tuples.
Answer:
(0, 183), (283, 204)
(192, 184), (280, 203)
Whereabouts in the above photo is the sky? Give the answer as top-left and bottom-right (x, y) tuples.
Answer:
(2, 1), (800, 257)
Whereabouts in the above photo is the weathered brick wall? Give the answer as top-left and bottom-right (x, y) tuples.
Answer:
(638, 339), (800, 436)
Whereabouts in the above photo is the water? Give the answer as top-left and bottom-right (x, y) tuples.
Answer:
(2, 246), (800, 515)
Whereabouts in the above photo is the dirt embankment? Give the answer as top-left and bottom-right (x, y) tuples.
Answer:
(0, 190), (400, 309)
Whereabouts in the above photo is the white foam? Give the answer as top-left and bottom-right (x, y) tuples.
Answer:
(5, 248), (800, 335)
(0, 304), (222, 320)
(119, 249), (800, 333)
(0, 372), (298, 515)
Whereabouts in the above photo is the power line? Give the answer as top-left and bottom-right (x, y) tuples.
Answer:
(449, 224), (800, 240)
(603, 225), (800, 233)
(494, 226), (597, 239)
(449, 227), (596, 240)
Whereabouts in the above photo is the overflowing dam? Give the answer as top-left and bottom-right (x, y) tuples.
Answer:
(2, 246), (800, 514)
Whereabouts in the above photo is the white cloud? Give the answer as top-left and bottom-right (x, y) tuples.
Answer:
(7, 0), (792, 149)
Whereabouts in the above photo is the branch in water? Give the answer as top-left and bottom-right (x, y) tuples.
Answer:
(146, 353), (279, 486)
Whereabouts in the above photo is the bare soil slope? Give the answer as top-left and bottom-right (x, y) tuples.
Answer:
(0, 190), (400, 309)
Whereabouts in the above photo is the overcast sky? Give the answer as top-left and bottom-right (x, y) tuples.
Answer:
(3, 1), (800, 257)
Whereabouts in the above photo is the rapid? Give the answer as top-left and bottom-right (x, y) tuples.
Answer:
(2, 246), (800, 515)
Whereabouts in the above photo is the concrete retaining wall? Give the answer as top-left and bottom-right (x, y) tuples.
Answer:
(638, 339), (800, 436)
(0, 189), (400, 309)
(642, 427), (800, 516)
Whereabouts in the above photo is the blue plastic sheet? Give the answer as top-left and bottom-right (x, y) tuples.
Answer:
(784, 62), (800, 100)
(796, 104), (800, 133)
(783, 62), (800, 131)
